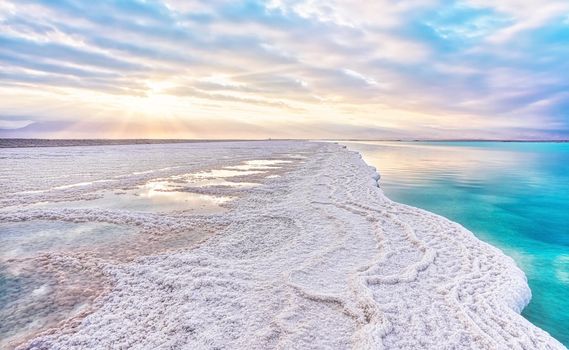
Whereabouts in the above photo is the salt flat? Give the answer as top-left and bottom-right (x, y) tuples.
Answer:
(0, 141), (563, 349)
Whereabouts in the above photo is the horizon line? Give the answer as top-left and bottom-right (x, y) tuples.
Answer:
(1, 137), (569, 149)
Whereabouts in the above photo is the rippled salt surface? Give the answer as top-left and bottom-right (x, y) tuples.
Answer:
(0, 141), (304, 348)
(0, 141), (564, 349)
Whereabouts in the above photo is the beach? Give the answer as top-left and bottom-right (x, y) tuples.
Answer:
(0, 141), (564, 349)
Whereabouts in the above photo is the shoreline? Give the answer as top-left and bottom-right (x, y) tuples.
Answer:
(2, 141), (564, 349)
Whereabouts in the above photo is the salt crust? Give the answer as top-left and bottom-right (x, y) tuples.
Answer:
(4, 141), (564, 349)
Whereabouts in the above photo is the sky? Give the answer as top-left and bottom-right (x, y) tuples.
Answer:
(0, 0), (568, 140)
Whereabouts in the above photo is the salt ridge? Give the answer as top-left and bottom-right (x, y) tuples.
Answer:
(8, 141), (565, 349)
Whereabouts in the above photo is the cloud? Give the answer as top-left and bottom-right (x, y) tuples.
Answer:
(0, 116), (417, 140)
(0, 118), (35, 129)
(168, 86), (305, 112)
(0, 0), (567, 139)
(342, 69), (381, 87)
(0, 35), (145, 71)
(465, 0), (569, 43)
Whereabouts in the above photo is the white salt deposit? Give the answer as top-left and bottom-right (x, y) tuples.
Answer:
(1, 141), (564, 349)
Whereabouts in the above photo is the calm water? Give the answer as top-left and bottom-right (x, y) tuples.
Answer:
(342, 141), (569, 346)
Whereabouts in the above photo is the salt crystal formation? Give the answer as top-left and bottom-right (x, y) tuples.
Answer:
(1, 141), (564, 349)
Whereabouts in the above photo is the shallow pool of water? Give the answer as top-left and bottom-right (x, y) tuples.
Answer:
(0, 221), (137, 261)
(224, 159), (292, 171)
(31, 179), (232, 214)
(0, 221), (139, 348)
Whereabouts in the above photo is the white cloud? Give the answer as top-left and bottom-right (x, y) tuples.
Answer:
(342, 69), (380, 87)
(466, 0), (569, 42)
(0, 119), (35, 129)
(270, 0), (437, 29)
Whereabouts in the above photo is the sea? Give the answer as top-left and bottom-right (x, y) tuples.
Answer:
(342, 141), (569, 346)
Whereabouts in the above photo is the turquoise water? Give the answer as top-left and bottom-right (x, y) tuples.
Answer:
(342, 141), (569, 346)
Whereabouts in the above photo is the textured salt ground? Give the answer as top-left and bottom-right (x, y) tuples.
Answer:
(1, 141), (564, 349)
(0, 142), (309, 348)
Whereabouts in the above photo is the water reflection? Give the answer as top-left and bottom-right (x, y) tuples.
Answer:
(32, 179), (231, 214)
(0, 221), (138, 348)
(225, 159), (292, 171)
(193, 169), (265, 178)
(0, 221), (137, 262)
(341, 141), (569, 346)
